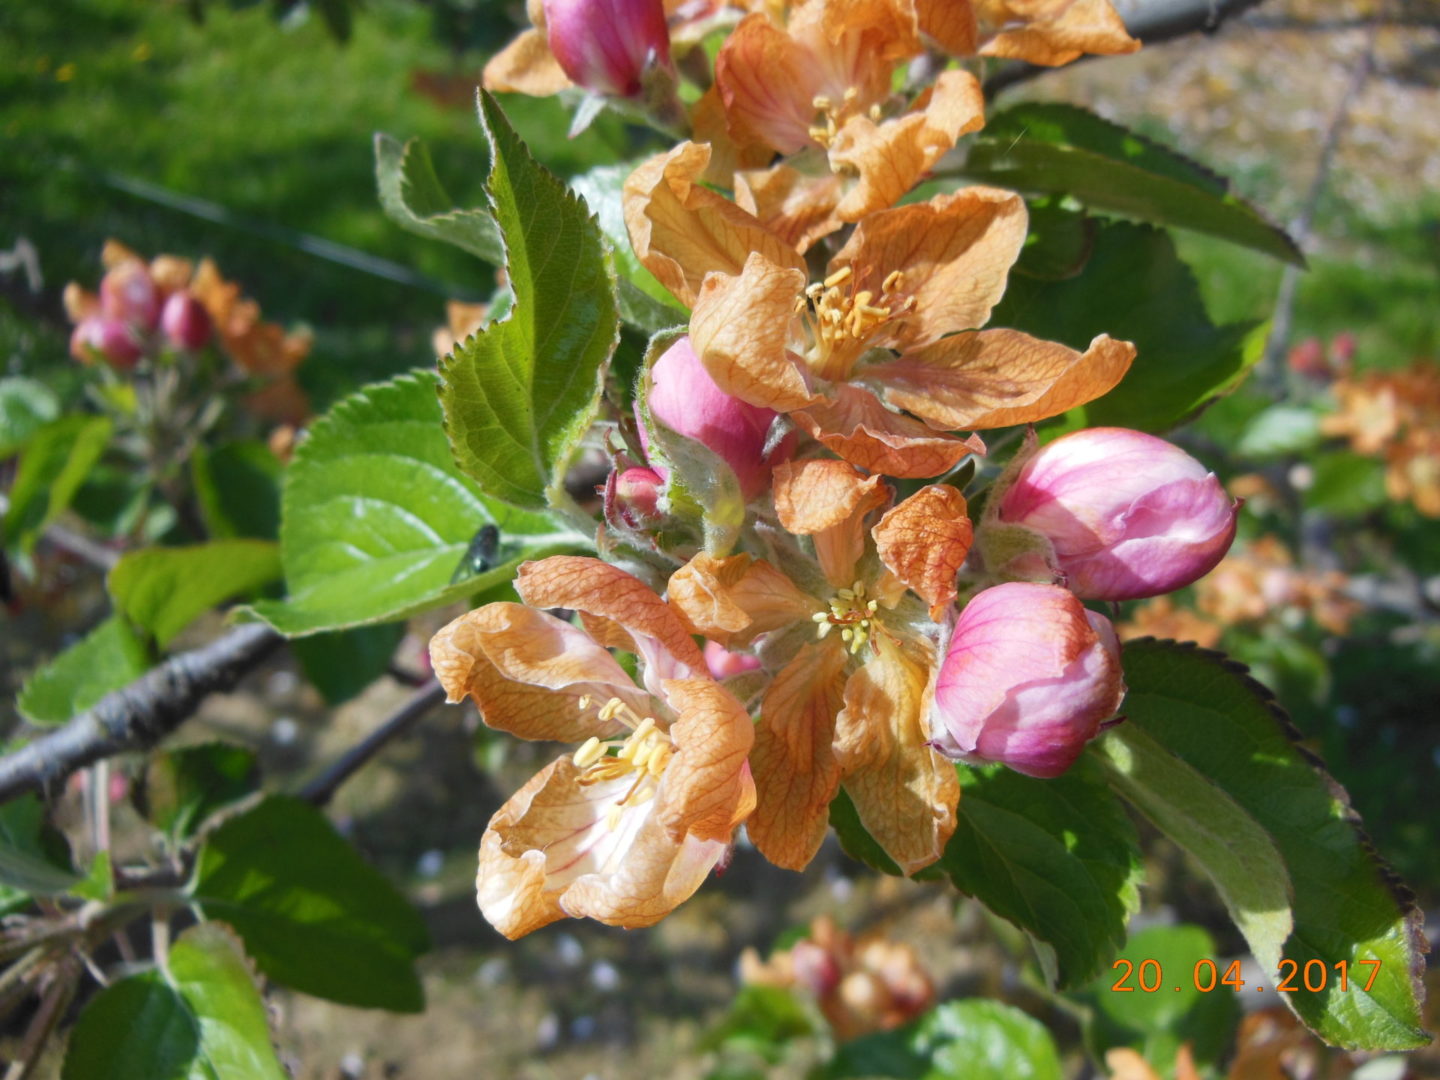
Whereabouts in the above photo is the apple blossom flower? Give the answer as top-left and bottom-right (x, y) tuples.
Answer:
(542, 0), (672, 98)
(430, 557), (754, 937)
(644, 336), (793, 500)
(931, 582), (1124, 778)
(997, 428), (1240, 601)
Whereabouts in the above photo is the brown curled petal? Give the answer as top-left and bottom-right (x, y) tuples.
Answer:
(869, 330), (1135, 430)
(830, 70), (987, 222)
(917, 0), (979, 53)
(622, 142), (807, 309)
(978, 0), (1140, 66)
(748, 642), (850, 870)
(713, 12), (824, 155)
(831, 187), (1028, 352)
(516, 556), (706, 676)
(794, 385), (985, 479)
(734, 165), (846, 254)
(773, 457), (888, 534)
(833, 637), (958, 875)
(668, 552), (822, 647)
(476, 764), (569, 939)
(872, 485), (974, 616)
(481, 28), (573, 95)
(429, 603), (634, 742)
(690, 252), (817, 412)
(658, 678), (756, 843)
(690, 85), (776, 185)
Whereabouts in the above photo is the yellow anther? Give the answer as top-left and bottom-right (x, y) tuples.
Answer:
(882, 270), (904, 293)
(812, 611), (831, 622)
(843, 86), (859, 103)
(824, 266), (853, 288)
(869, 103), (883, 121)
(573, 736), (605, 768)
(841, 628), (854, 642)
(813, 95), (833, 111)
(597, 697), (622, 721)
(631, 716), (656, 742)
(854, 580), (866, 597)
(578, 694), (592, 710)
(861, 304), (890, 318)
(817, 621), (834, 638)
(850, 634), (865, 654)
(647, 745), (672, 778)
(867, 599), (879, 612)
(853, 289), (874, 309)
(630, 743), (653, 770)
(838, 587), (855, 600)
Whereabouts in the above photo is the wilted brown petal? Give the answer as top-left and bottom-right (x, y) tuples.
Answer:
(623, 142), (808, 309)
(794, 385), (985, 479)
(748, 642), (850, 870)
(734, 165), (846, 253)
(713, 13), (823, 155)
(872, 485), (974, 616)
(658, 677), (756, 842)
(866, 329), (1135, 430)
(668, 551), (822, 647)
(833, 638), (958, 875)
(773, 457), (892, 587)
(690, 251), (816, 411)
(481, 28), (573, 96)
(916, 0), (978, 53)
(475, 761), (574, 939)
(830, 70), (986, 222)
(831, 187), (1028, 352)
(977, 0), (1140, 66)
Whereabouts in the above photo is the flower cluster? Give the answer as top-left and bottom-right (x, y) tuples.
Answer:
(63, 240), (312, 425)
(1321, 360), (1440, 518)
(433, 0), (1241, 938)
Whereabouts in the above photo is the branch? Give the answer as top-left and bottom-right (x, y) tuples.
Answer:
(0, 623), (284, 805)
(299, 680), (448, 805)
(983, 0), (1269, 96)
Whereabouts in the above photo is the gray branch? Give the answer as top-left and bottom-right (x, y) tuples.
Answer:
(299, 680), (448, 806)
(983, 0), (1269, 96)
(0, 623), (284, 804)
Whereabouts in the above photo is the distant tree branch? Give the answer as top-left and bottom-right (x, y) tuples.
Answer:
(299, 680), (448, 806)
(984, 0), (1270, 96)
(0, 624), (284, 804)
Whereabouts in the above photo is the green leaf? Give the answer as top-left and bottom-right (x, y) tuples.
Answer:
(915, 1000), (1063, 1080)
(994, 221), (1265, 433)
(71, 850), (114, 902)
(569, 162), (689, 331)
(1235, 404), (1325, 459)
(829, 788), (903, 876)
(17, 614), (151, 726)
(1014, 200), (1096, 281)
(1090, 723), (1293, 977)
(926, 760), (1143, 988)
(438, 91), (619, 511)
(191, 440), (283, 540)
(1113, 639), (1429, 1050)
(292, 622), (407, 705)
(143, 744), (260, 840)
(109, 541), (282, 648)
(0, 794), (80, 895)
(1304, 452), (1388, 517)
(375, 133), (505, 264)
(63, 923), (288, 1080)
(3, 414), (113, 554)
(702, 985), (819, 1058)
(1072, 924), (1240, 1074)
(0, 376), (60, 459)
(192, 795), (429, 1011)
(964, 104), (1304, 266)
(242, 370), (580, 637)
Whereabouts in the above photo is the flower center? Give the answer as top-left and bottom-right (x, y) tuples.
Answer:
(807, 88), (881, 148)
(795, 264), (916, 382)
(811, 578), (880, 654)
(572, 697), (676, 829)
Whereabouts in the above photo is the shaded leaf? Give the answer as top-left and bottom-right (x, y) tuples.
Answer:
(1304, 452), (1388, 517)
(1235, 404), (1325, 459)
(375, 133), (504, 263)
(109, 541), (282, 648)
(17, 614), (151, 726)
(191, 440), (282, 541)
(438, 91), (618, 511)
(3, 414), (113, 554)
(0, 376), (60, 459)
(293, 622), (407, 705)
(0, 793), (80, 895)
(192, 795), (429, 1011)
(143, 743), (260, 840)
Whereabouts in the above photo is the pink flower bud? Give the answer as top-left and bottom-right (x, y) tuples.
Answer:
(998, 428), (1239, 601)
(703, 640), (761, 679)
(610, 465), (664, 527)
(159, 291), (213, 351)
(99, 259), (160, 330)
(70, 316), (143, 369)
(790, 941), (842, 998)
(644, 337), (793, 500)
(932, 583), (1124, 778)
(543, 0), (671, 98)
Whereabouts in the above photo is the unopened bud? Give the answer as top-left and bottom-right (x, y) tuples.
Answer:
(543, 0), (671, 98)
(611, 466), (664, 527)
(70, 316), (143, 369)
(99, 259), (160, 330)
(703, 640), (761, 679)
(997, 428), (1238, 601)
(160, 292), (213, 351)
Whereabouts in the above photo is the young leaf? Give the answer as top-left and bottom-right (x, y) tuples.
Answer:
(190, 440), (282, 540)
(3, 414), (113, 554)
(143, 743), (260, 840)
(929, 761), (1142, 988)
(62, 923), (288, 1080)
(17, 614), (151, 726)
(1114, 639), (1430, 1051)
(191, 795), (429, 1011)
(242, 370), (580, 637)
(0, 375), (60, 459)
(993, 221), (1265, 433)
(963, 104), (1304, 266)
(0, 793), (81, 895)
(438, 90), (619, 511)
(292, 622), (407, 705)
(375, 133), (505, 264)
(914, 1000), (1064, 1080)
(109, 540), (282, 648)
